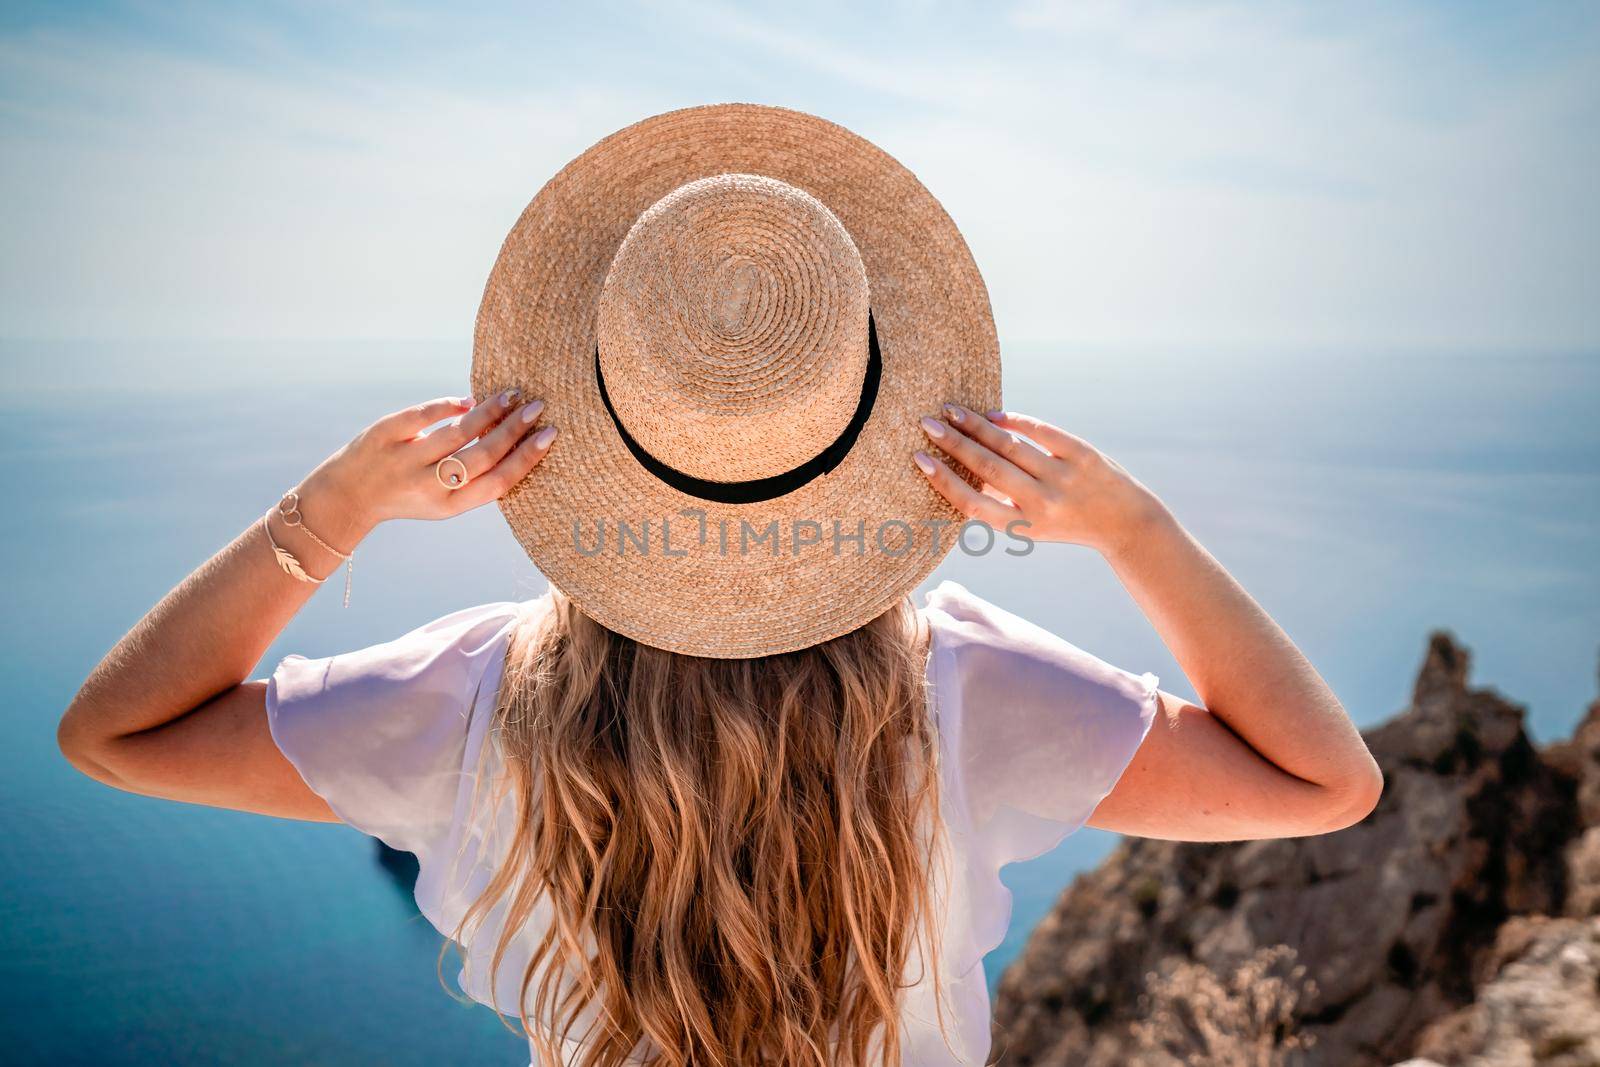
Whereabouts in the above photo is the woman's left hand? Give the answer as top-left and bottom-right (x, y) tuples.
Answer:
(56, 387), (558, 821)
(297, 389), (557, 547)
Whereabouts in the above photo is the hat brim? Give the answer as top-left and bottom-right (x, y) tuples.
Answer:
(471, 103), (1000, 657)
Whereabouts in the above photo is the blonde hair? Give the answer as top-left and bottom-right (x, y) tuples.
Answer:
(447, 587), (952, 1066)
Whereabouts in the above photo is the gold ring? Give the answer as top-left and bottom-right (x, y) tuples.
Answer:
(435, 456), (469, 490)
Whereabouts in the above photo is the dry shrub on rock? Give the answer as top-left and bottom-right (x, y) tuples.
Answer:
(1131, 943), (1318, 1067)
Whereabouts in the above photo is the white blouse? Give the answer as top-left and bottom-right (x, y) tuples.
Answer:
(265, 580), (1159, 1066)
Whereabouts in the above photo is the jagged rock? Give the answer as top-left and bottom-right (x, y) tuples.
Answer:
(1546, 710), (1600, 825)
(1408, 915), (1600, 1066)
(374, 839), (421, 911)
(1563, 829), (1600, 919)
(1546, 688), (1600, 919)
(991, 632), (1590, 1067)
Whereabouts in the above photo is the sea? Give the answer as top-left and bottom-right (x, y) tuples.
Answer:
(3, 338), (1595, 1064)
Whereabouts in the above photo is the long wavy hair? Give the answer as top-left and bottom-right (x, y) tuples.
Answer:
(446, 587), (953, 1066)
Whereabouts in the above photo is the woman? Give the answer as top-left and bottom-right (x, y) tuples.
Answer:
(57, 105), (1381, 1067)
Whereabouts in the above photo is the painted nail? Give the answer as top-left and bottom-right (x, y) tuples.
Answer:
(986, 410), (1005, 421)
(501, 388), (519, 407)
(458, 396), (476, 408)
(943, 404), (964, 423)
(532, 425), (557, 449)
(913, 451), (936, 476)
(520, 399), (545, 424)
(920, 416), (946, 438)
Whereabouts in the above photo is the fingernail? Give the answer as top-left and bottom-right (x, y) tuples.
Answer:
(501, 388), (519, 407)
(532, 426), (557, 448)
(913, 451), (936, 476)
(919, 416), (946, 439)
(520, 399), (545, 424)
(458, 396), (475, 408)
(987, 410), (1005, 421)
(943, 404), (964, 423)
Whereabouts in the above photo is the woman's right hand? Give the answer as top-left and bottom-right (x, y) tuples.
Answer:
(913, 404), (1167, 559)
(916, 403), (1387, 842)
(295, 389), (558, 550)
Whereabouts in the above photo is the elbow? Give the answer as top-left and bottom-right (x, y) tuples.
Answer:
(56, 698), (119, 786)
(1319, 761), (1385, 833)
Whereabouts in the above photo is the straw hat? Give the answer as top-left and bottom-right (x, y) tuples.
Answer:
(471, 103), (1000, 658)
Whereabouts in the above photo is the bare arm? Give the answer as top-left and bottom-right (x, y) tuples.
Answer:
(57, 390), (556, 820)
(915, 405), (1383, 841)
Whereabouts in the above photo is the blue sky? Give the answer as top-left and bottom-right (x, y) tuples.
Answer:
(2, 0), (1596, 351)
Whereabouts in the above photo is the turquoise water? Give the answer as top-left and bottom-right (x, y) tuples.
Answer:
(3, 340), (1596, 1064)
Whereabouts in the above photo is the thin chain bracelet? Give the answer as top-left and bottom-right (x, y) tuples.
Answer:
(262, 512), (324, 585)
(267, 490), (355, 608)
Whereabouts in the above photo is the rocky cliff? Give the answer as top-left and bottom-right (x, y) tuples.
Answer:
(991, 632), (1600, 1067)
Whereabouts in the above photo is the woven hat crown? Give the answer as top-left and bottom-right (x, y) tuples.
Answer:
(596, 173), (870, 482)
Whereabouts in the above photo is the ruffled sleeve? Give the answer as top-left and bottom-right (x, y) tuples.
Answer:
(263, 600), (528, 858)
(922, 580), (1160, 870)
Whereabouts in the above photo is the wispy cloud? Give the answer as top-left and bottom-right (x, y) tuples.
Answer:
(1, 1), (1596, 351)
